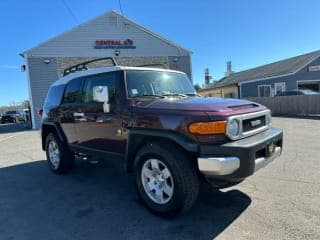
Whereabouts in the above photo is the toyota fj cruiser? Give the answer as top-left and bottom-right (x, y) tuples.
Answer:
(41, 58), (283, 217)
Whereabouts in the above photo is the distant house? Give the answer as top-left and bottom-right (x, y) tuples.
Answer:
(198, 50), (320, 98)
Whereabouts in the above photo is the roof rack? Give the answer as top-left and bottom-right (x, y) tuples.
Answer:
(135, 63), (168, 69)
(63, 57), (118, 76)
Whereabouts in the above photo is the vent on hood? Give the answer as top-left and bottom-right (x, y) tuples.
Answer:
(228, 104), (258, 110)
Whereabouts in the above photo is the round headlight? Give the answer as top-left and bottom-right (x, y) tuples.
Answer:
(227, 119), (240, 138)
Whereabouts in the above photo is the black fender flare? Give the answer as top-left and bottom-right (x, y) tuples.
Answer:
(125, 128), (198, 172)
(41, 122), (68, 150)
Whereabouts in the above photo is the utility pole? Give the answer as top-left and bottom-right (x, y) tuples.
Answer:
(204, 68), (212, 86)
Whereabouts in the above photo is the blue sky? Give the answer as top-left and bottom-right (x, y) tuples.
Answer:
(0, 0), (320, 105)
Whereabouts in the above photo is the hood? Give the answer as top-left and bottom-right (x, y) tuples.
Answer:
(134, 97), (265, 114)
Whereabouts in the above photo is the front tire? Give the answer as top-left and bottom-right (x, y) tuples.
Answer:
(45, 133), (74, 174)
(134, 142), (199, 217)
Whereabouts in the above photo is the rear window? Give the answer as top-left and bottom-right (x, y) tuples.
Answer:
(44, 85), (64, 108)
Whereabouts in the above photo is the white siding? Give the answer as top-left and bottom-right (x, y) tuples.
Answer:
(27, 57), (59, 128)
(25, 11), (190, 58)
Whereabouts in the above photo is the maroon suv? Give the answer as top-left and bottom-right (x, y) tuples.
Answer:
(41, 59), (283, 217)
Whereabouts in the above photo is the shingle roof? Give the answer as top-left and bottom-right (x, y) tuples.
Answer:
(212, 50), (320, 88)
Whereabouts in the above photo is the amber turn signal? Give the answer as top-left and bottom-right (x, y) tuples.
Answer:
(188, 121), (227, 135)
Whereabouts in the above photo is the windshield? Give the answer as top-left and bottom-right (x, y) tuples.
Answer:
(125, 70), (196, 98)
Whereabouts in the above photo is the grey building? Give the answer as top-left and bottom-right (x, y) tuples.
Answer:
(204, 50), (320, 99)
(21, 10), (192, 129)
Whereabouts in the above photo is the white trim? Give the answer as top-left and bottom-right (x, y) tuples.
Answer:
(238, 54), (320, 86)
(24, 55), (36, 130)
(258, 85), (272, 98)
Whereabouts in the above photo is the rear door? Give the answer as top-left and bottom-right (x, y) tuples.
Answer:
(59, 78), (83, 144)
(75, 71), (126, 154)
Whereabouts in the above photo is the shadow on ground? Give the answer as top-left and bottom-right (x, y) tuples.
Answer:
(0, 157), (251, 240)
(0, 122), (31, 134)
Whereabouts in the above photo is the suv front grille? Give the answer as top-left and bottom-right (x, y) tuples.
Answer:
(242, 116), (266, 133)
(226, 110), (271, 140)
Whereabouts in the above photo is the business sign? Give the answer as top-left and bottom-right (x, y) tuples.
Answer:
(94, 39), (136, 49)
(307, 65), (320, 72)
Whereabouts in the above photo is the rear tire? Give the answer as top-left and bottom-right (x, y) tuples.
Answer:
(45, 133), (74, 174)
(134, 142), (199, 217)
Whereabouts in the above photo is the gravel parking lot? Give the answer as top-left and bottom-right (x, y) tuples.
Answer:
(0, 117), (319, 240)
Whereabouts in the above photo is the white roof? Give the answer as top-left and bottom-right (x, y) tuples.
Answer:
(52, 66), (186, 86)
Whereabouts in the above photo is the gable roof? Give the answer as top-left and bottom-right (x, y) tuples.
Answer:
(21, 10), (191, 56)
(212, 50), (320, 88)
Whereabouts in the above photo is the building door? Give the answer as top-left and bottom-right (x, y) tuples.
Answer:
(275, 82), (286, 95)
(75, 71), (125, 154)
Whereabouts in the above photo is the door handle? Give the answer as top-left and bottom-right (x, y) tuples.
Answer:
(73, 112), (85, 117)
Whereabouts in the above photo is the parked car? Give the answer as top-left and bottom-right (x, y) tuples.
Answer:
(1, 110), (20, 123)
(41, 58), (283, 217)
(276, 89), (319, 96)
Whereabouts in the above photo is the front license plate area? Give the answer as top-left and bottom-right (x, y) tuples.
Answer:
(266, 142), (276, 157)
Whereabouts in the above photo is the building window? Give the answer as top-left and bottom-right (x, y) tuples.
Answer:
(258, 85), (271, 97)
(297, 80), (320, 92)
(275, 82), (286, 95)
(224, 92), (235, 98)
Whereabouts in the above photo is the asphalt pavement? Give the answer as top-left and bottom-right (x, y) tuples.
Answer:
(0, 117), (319, 240)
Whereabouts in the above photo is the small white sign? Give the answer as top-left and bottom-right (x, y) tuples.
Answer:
(308, 65), (320, 72)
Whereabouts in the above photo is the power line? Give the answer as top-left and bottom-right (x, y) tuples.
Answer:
(118, 0), (127, 25)
(61, 0), (79, 24)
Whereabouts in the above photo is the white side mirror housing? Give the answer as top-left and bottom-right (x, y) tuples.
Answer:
(93, 86), (110, 113)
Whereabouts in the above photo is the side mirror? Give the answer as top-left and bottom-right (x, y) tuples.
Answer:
(93, 86), (110, 113)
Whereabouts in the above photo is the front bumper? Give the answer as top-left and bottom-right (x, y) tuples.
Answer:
(197, 127), (283, 181)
